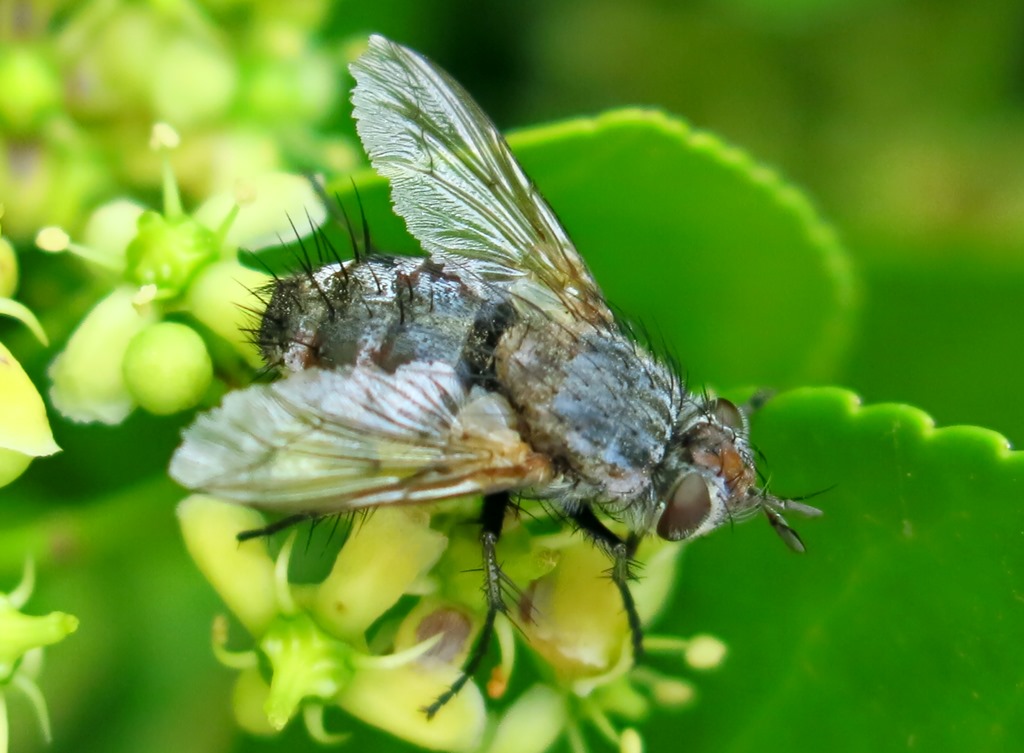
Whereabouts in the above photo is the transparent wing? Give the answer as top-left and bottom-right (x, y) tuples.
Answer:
(350, 34), (613, 325)
(169, 362), (550, 510)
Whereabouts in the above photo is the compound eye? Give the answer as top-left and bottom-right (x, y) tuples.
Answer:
(711, 398), (745, 431)
(657, 473), (713, 541)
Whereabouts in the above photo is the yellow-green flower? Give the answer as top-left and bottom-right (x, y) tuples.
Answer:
(178, 496), (487, 752)
(178, 489), (726, 753)
(0, 0), (358, 240)
(0, 219), (59, 487)
(41, 124), (331, 423)
(0, 561), (79, 752)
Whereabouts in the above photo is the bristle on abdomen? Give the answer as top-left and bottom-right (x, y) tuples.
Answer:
(257, 256), (516, 386)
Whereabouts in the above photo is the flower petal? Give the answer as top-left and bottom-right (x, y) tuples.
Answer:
(487, 683), (568, 753)
(305, 507), (447, 640)
(0, 234), (18, 298)
(519, 542), (630, 686)
(336, 661), (486, 753)
(0, 341), (60, 458)
(193, 172), (326, 252)
(185, 259), (271, 368)
(177, 495), (278, 636)
(48, 287), (155, 424)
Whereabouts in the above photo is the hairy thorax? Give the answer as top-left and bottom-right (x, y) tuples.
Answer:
(494, 314), (679, 507)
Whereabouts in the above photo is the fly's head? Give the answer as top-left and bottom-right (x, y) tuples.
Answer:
(653, 396), (822, 551)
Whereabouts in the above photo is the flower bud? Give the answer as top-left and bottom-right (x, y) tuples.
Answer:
(122, 321), (213, 415)
(242, 51), (337, 125)
(0, 138), (108, 241)
(49, 287), (155, 424)
(171, 128), (283, 197)
(192, 172), (326, 252)
(185, 259), (271, 368)
(152, 36), (237, 128)
(124, 211), (219, 298)
(81, 199), (146, 260)
(0, 45), (62, 135)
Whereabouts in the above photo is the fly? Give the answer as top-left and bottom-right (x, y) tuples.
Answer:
(170, 34), (822, 717)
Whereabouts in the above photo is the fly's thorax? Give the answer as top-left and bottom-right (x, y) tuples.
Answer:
(257, 256), (514, 382)
(651, 397), (764, 541)
(495, 321), (679, 505)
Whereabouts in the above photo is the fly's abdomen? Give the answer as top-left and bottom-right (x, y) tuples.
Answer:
(258, 256), (515, 385)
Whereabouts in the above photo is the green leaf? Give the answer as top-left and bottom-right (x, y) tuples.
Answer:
(327, 108), (855, 387)
(840, 252), (1024, 446)
(653, 387), (1024, 752)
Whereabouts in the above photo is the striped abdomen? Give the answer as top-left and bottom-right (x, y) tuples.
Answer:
(258, 256), (515, 388)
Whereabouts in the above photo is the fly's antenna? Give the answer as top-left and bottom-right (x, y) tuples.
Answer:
(742, 389), (777, 417)
(760, 486), (826, 553)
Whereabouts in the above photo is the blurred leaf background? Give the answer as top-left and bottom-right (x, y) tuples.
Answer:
(1, 1), (1022, 752)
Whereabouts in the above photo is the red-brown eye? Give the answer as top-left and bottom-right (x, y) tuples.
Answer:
(711, 398), (745, 431)
(657, 473), (713, 541)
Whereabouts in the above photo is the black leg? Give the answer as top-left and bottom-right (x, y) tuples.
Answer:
(236, 512), (318, 542)
(423, 491), (511, 719)
(568, 506), (645, 663)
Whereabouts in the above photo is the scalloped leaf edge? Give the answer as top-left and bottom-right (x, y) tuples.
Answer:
(507, 108), (859, 380)
(760, 385), (1021, 466)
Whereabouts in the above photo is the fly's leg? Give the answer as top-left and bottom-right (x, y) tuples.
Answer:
(236, 512), (318, 542)
(568, 506), (645, 662)
(423, 491), (510, 719)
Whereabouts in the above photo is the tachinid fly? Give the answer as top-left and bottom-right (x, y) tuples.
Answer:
(170, 34), (821, 716)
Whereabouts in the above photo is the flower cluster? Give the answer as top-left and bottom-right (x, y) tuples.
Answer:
(0, 0), (358, 242)
(179, 495), (728, 753)
(36, 124), (327, 424)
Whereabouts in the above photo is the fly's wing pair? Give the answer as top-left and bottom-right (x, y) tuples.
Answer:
(171, 34), (602, 511)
